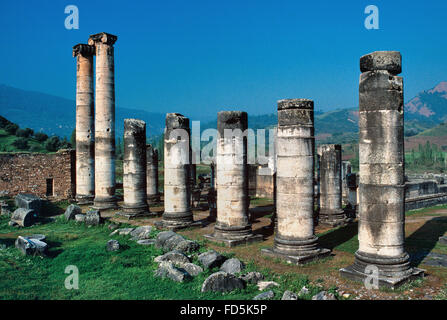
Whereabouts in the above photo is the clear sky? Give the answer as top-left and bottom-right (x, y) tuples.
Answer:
(1, 0), (446, 119)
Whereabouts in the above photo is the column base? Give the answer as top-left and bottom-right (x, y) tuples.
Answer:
(204, 233), (263, 247)
(318, 209), (351, 227)
(76, 195), (94, 205)
(92, 196), (119, 210)
(261, 235), (331, 265)
(155, 211), (201, 231)
(147, 194), (161, 204)
(261, 247), (331, 265)
(116, 203), (156, 219)
(339, 251), (425, 289)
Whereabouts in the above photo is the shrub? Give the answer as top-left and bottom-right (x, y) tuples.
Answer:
(4, 123), (19, 135)
(16, 128), (33, 138)
(45, 136), (61, 152)
(12, 138), (29, 150)
(34, 132), (48, 142)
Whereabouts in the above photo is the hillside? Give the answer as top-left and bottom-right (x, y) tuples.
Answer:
(0, 84), (167, 138)
(2, 82), (447, 146)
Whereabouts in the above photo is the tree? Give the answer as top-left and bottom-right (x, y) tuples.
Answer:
(16, 128), (33, 138)
(12, 138), (29, 150)
(4, 123), (19, 135)
(45, 136), (61, 152)
(34, 132), (48, 142)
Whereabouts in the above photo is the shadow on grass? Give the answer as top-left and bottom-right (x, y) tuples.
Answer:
(41, 201), (65, 217)
(318, 221), (359, 250)
(45, 240), (63, 258)
(406, 216), (447, 267)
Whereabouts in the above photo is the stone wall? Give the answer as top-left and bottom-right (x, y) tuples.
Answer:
(0, 149), (75, 199)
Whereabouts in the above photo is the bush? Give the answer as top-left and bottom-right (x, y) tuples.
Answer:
(45, 136), (61, 152)
(34, 132), (48, 142)
(16, 128), (33, 138)
(12, 138), (29, 150)
(4, 123), (19, 135)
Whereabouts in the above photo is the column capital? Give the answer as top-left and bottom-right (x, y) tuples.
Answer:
(88, 32), (118, 46)
(72, 44), (95, 57)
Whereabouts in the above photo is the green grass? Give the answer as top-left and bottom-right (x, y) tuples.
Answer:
(0, 210), (328, 300)
(0, 129), (47, 153)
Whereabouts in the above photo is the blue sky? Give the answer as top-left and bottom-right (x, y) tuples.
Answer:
(0, 0), (446, 119)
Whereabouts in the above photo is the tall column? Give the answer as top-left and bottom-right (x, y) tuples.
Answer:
(205, 111), (262, 246)
(341, 160), (352, 204)
(120, 119), (150, 218)
(340, 51), (423, 288)
(73, 44), (95, 204)
(158, 113), (197, 230)
(318, 144), (347, 226)
(89, 32), (118, 210)
(146, 144), (160, 203)
(262, 99), (330, 264)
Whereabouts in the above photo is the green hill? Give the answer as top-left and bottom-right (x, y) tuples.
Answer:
(0, 116), (69, 153)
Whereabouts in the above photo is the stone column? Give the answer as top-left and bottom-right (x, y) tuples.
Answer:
(340, 51), (424, 288)
(318, 144), (347, 226)
(205, 111), (262, 246)
(89, 32), (118, 210)
(73, 44), (95, 204)
(120, 119), (150, 218)
(262, 99), (330, 264)
(158, 113), (197, 230)
(342, 160), (352, 204)
(146, 144), (160, 203)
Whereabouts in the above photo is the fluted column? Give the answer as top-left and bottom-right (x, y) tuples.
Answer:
(318, 144), (347, 226)
(89, 32), (118, 210)
(262, 99), (329, 264)
(120, 119), (150, 217)
(73, 44), (95, 204)
(146, 144), (160, 203)
(340, 51), (424, 288)
(205, 111), (262, 246)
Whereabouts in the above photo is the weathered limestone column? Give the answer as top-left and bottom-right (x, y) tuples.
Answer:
(73, 44), (95, 204)
(205, 111), (262, 246)
(158, 113), (198, 230)
(318, 144), (347, 226)
(342, 160), (352, 204)
(120, 119), (150, 218)
(262, 99), (330, 264)
(340, 51), (424, 288)
(146, 144), (160, 203)
(89, 32), (118, 210)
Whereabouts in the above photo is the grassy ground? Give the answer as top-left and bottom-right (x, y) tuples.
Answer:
(1, 199), (446, 300)
(0, 200), (329, 300)
(0, 129), (47, 153)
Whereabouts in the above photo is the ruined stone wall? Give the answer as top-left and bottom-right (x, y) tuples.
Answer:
(0, 149), (76, 199)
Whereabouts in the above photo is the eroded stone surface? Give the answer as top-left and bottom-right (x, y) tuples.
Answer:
(253, 290), (274, 300)
(220, 258), (245, 275)
(73, 43), (95, 204)
(154, 261), (191, 283)
(154, 251), (190, 265)
(65, 204), (82, 221)
(201, 271), (245, 292)
(122, 119), (150, 216)
(90, 32), (118, 210)
(198, 250), (226, 269)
